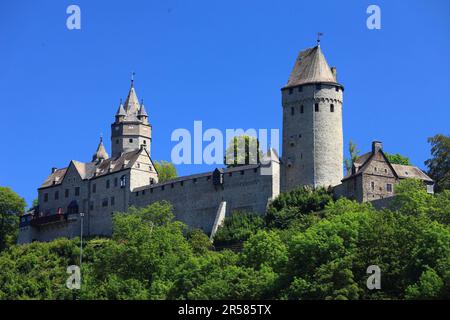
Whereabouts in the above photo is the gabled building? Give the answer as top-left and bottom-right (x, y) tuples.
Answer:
(334, 141), (434, 203)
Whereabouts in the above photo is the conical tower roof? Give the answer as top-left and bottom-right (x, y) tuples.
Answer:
(92, 137), (109, 162)
(284, 45), (338, 88)
(138, 102), (148, 117)
(116, 100), (126, 116)
(123, 81), (141, 119)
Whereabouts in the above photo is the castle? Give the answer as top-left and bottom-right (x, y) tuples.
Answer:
(18, 43), (433, 244)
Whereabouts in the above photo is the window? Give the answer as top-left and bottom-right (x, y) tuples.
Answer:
(135, 192), (139, 197)
(335, 87), (339, 92)
(180, 181), (184, 186)
(92, 183), (96, 193)
(142, 190), (145, 195)
(110, 196), (115, 206)
(374, 167), (377, 172)
(330, 104), (334, 112)
(298, 86), (303, 92)
(228, 172), (232, 177)
(89, 201), (94, 210)
(300, 105), (304, 114)
(106, 180), (110, 189)
(116, 139), (119, 144)
(288, 88), (293, 95)
(55, 191), (59, 200)
(387, 184), (393, 192)
(114, 178), (118, 187)
(315, 103), (319, 112)
(150, 178), (155, 185)
(143, 140), (146, 145)
(44, 193), (49, 202)
(102, 198), (108, 207)
(371, 181), (375, 191)
(241, 170), (245, 175)
(291, 107), (294, 115)
(316, 84), (321, 90)
(120, 175), (126, 188)
(129, 138), (133, 143)
(254, 168), (258, 173)
(161, 186), (165, 190)
(65, 189), (69, 198)
(171, 183), (174, 188)
(193, 178), (197, 183)
(75, 187), (80, 196)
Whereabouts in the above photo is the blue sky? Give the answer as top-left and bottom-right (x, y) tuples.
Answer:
(1, 0), (449, 207)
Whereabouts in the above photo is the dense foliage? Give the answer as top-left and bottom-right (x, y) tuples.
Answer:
(385, 152), (412, 166)
(1, 181), (449, 300)
(153, 160), (178, 183)
(224, 135), (263, 168)
(425, 134), (450, 192)
(0, 187), (26, 252)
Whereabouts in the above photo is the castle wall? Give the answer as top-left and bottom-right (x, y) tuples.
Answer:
(131, 162), (279, 234)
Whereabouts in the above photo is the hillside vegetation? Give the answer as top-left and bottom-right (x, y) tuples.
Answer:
(0, 179), (449, 300)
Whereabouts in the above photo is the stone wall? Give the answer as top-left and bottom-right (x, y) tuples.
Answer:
(281, 83), (343, 191)
(131, 161), (280, 234)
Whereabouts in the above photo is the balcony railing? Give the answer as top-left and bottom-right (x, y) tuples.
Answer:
(30, 213), (67, 227)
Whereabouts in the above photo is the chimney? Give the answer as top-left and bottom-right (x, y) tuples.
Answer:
(51, 167), (57, 174)
(372, 141), (382, 154)
(331, 67), (337, 80)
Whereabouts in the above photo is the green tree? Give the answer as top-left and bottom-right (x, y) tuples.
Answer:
(242, 230), (288, 271)
(405, 267), (444, 299)
(266, 186), (332, 229)
(425, 134), (450, 192)
(224, 135), (263, 168)
(344, 140), (359, 174)
(154, 160), (178, 183)
(213, 211), (265, 245)
(0, 187), (26, 251)
(385, 152), (412, 165)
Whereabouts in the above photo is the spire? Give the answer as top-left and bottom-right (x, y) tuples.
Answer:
(123, 76), (140, 118)
(116, 99), (126, 117)
(92, 136), (109, 162)
(138, 99), (148, 117)
(284, 44), (338, 89)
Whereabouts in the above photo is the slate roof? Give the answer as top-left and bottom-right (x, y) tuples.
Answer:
(342, 148), (433, 183)
(284, 45), (339, 89)
(39, 148), (146, 189)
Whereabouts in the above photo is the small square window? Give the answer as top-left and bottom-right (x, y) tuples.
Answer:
(129, 138), (133, 143)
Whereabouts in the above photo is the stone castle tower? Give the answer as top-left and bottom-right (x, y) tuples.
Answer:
(111, 78), (152, 158)
(281, 43), (344, 191)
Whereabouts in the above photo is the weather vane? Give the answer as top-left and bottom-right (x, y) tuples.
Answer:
(317, 32), (323, 45)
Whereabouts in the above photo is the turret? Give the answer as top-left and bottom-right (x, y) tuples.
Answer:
(110, 77), (152, 158)
(92, 137), (109, 162)
(281, 42), (344, 191)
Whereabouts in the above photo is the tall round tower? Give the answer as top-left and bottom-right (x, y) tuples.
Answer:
(281, 43), (343, 191)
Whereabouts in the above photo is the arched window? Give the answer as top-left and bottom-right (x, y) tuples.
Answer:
(67, 201), (79, 214)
